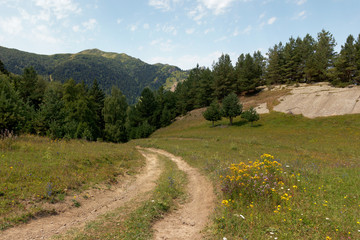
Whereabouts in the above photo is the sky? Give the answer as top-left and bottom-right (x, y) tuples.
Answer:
(0, 0), (359, 70)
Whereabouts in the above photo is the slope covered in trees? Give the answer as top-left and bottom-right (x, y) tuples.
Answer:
(0, 47), (188, 103)
(175, 30), (360, 116)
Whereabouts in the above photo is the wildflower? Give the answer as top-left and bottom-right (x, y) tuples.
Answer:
(299, 219), (302, 221)
(293, 185), (298, 189)
(326, 237), (332, 240)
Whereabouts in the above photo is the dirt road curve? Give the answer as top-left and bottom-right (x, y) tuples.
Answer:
(147, 148), (215, 240)
(0, 150), (162, 240)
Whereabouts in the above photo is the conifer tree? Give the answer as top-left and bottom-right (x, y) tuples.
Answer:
(203, 100), (222, 127)
(103, 86), (128, 142)
(213, 54), (235, 100)
(221, 92), (242, 126)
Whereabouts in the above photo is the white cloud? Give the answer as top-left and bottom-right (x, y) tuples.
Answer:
(32, 24), (59, 44)
(233, 25), (251, 36)
(82, 18), (97, 30)
(267, 16), (277, 25)
(215, 36), (227, 42)
(34, 0), (81, 19)
(293, 10), (306, 20)
(258, 13), (265, 20)
(199, 0), (237, 15)
(143, 23), (150, 29)
(0, 16), (23, 35)
(117, 18), (123, 24)
(186, 28), (195, 34)
(130, 24), (138, 32)
(204, 28), (215, 34)
(72, 25), (80, 32)
(148, 0), (171, 11)
(188, 4), (207, 23)
(242, 25), (252, 34)
(157, 24), (177, 35)
(150, 38), (175, 52)
(295, 0), (306, 5)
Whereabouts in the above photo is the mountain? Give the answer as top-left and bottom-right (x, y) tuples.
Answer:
(0, 46), (188, 103)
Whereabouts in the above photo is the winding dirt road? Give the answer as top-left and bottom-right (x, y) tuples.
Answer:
(0, 148), (215, 240)
(147, 148), (215, 240)
(1, 149), (161, 240)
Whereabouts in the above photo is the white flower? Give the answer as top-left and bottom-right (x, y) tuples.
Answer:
(270, 232), (274, 235)
(223, 237), (228, 240)
(240, 214), (245, 219)
(326, 217), (330, 220)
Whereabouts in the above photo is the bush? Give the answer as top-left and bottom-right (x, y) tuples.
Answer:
(220, 154), (289, 202)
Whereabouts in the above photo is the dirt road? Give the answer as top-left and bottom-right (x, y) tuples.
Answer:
(146, 148), (215, 240)
(0, 150), (162, 240)
(1, 148), (215, 240)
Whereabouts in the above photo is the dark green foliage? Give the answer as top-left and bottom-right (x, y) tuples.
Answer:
(0, 75), (25, 132)
(0, 47), (188, 104)
(334, 34), (359, 85)
(213, 54), (235, 100)
(136, 88), (157, 125)
(221, 93), (243, 126)
(235, 52), (264, 93)
(0, 60), (9, 75)
(89, 79), (105, 138)
(203, 100), (222, 127)
(34, 82), (65, 136)
(312, 29), (337, 82)
(265, 42), (286, 85)
(103, 87), (128, 142)
(241, 107), (260, 125)
(19, 67), (47, 110)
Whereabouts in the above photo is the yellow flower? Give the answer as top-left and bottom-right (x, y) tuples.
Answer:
(293, 185), (298, 189)
(326, 237), (332, 240)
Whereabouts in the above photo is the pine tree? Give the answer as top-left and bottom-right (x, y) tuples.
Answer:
(241, 107), (260, 126)
(103, 86), (128, 142)
(313, 29), (337, 82)
(335, 34), (357, 85)
(221, 92), (242, 126)
(0, 75), (25, 132)
(89, 79), (105, 138)
(213, 54), (235, 100)
(203, 100), (222, 127)
(265, 43), (285, 85)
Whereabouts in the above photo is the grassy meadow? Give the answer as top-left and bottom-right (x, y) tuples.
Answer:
(136, 111), (360, 239)
(0, 135), (143, 230)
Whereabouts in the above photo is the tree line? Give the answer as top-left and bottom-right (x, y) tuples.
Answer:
(0, 65), (178, 142)
(1, 29), (359, 141)
(175, 30), (360, 115)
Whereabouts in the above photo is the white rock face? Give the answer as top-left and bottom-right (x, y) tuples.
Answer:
(273, 83), (360, 118)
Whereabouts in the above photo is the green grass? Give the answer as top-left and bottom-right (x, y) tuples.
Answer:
(56, 152), (187, 240)
(0, 135), (143, 230)
(136, 111), (360, 239)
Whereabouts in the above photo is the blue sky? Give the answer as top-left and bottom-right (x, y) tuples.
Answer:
(0, 0), (359, 70)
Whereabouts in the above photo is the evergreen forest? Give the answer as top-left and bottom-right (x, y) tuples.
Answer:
(1, 29), (360, 142)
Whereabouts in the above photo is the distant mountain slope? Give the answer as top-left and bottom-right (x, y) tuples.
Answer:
(0, 46), (188, 103)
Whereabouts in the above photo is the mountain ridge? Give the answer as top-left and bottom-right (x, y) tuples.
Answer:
(0, 46), (188, 103)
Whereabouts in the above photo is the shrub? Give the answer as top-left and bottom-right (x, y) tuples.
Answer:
(220, 154), (289, 203)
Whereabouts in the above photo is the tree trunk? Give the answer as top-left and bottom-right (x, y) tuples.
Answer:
(229, 117), (233, 126)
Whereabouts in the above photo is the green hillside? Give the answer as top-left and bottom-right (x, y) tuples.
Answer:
(0, 46), (188, 103)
